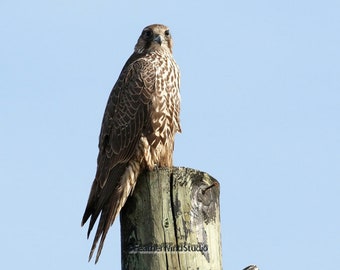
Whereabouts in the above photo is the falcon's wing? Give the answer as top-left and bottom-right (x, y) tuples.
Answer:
(81, 57), (155, 261)
(96, 58), (155, 184)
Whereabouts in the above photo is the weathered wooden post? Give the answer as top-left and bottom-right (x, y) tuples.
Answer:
(120, 167), (222, 270)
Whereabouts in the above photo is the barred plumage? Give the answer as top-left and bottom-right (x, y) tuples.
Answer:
(81, 24), (181, 263)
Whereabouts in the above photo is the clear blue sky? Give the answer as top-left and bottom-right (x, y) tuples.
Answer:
(1, 0), (339, 269)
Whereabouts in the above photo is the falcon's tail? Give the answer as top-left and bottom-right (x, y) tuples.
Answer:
(81, 161), (141, 263)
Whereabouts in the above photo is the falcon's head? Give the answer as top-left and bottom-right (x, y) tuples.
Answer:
(134, 24), (173, 54)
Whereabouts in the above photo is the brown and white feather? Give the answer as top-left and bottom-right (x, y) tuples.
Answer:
(81, 24), (181, 263)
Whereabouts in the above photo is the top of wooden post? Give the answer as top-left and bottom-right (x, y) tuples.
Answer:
(120, 167), (222, 270)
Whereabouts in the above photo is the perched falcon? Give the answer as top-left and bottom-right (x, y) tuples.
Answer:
(81, 24), (181, 263)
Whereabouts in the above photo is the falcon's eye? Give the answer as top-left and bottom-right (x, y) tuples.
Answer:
(164, 30), (170, 37)
(143, 29), (153, 39)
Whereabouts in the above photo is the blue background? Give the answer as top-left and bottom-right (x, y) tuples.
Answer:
(1, 0), (339, 269)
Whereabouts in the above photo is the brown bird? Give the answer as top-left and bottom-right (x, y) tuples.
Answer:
(81, 24), (181, 263)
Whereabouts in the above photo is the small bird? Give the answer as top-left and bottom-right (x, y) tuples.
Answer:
(81, 24), (181, 263)
(243, 265), (259, 270)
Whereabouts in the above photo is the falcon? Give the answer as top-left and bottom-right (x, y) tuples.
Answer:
(81, 24), (181, 263)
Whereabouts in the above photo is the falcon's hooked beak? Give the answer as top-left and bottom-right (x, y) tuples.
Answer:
(154, 35), (163, 45)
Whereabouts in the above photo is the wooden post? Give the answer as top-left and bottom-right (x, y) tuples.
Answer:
(120, 167), (222, 270)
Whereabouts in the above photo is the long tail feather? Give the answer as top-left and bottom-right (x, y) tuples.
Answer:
(82, 161), (141, 263)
